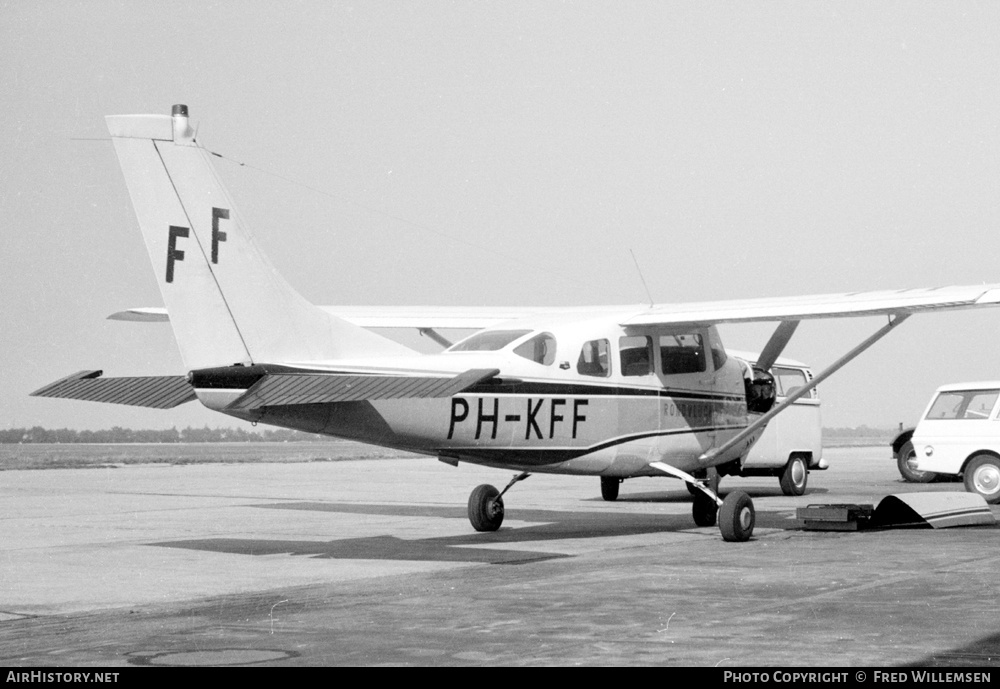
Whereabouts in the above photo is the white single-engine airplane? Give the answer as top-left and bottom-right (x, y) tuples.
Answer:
(33, 105), (1000, 541)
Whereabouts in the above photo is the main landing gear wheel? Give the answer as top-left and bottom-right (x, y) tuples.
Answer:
(692, 490), (718, 527)
(779, 455), (809, 496)
(719, 490), (755, 542)
(600, 477), (620, 501)
(468, 484), (504, 532)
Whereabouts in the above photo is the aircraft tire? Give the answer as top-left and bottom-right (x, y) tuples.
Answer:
(600, 477), (620, 501)
(963, 455), (1000, 505)
(896, 441), (936, 483)
(468, 484), (504, 531)
(779, 456), (809, 496)
(692, 491), (718, 527)
(719, 490), (755, 542)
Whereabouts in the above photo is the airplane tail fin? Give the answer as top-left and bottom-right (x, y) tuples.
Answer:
(106, 105), (412, 371)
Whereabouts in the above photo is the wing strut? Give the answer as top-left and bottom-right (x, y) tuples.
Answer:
(419, 328), (453, 348)
(701, 313), (911, 463)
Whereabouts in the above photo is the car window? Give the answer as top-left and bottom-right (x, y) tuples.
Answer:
(925, 390), (1000, 420)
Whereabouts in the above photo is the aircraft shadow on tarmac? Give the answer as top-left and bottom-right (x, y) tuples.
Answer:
(602, 486), (830, 503)
(906, 630), (1000, 667)
(150, 499), (799, 566)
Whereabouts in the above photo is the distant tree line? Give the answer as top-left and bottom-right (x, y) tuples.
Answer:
(2, 425), (900, 444)
(0, 426), (327, 444)
(822, 425), (898, 439)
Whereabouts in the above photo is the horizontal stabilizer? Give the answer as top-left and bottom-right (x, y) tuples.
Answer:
(226, 368), (500, 411)
(31, 370), (196, 409)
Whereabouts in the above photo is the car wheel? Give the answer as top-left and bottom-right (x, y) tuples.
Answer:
(779, 455), (808, 496)
(964, 455), (1000, 505)
(896, 441), (936, 483)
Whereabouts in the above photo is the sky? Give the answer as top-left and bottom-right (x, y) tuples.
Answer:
(2, 1), (1000, 431)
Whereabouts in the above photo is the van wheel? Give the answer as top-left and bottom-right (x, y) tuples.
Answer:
(779, 456), (808, 496)
(897, 441), (936, 483)
(964, 455), (1000, 504)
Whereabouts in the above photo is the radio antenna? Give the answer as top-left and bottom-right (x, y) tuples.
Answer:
(629, 248), (655, 307)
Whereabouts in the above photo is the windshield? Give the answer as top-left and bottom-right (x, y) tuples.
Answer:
(448, 329), (532, 352)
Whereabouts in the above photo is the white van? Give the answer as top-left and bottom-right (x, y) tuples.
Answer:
(725, 354), (825, 495)
(907, 382), (1000, 504)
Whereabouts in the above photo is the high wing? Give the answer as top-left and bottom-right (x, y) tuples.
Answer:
(109, 285), (1000, 330)
(620, 284), (1000, 326)
(108, 305), (593, 330)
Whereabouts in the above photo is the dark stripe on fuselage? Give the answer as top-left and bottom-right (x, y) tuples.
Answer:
(439, 424), (748, 467)
(464, 379), (744, 401)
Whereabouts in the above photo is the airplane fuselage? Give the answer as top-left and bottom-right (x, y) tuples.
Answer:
(199, 320), (759, 477)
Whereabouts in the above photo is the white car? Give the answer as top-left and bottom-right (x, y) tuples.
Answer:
(906, 382), (1000, 504)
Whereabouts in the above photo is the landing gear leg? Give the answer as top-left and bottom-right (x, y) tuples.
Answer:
(467, 472), (530, 532)
(648, 461), (755, 542)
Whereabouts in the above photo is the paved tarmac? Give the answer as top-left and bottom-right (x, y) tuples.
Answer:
(1, 446), (999, 667)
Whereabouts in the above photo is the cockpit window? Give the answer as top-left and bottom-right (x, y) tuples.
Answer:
(577, 339), (611, 377)
(448, 330), (532, 352)
(514, 332), (556, 365)
(659, 333), (706, 375)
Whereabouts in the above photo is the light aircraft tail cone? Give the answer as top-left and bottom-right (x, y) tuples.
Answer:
(105, 104), (412, 371)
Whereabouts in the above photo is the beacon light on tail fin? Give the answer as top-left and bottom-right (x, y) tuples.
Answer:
(32, 105), (1000, 543)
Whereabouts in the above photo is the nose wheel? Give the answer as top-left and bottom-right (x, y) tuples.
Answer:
(468, 484), (505, 532)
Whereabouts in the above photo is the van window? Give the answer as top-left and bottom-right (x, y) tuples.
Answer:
(514, 333), (556, 365)
(659, 333), (706, 375)
(773, 367), (809, 398)
(620, 336), (653, 376)
(577, 339), (611, 377)
(926, 390), (1000, 420)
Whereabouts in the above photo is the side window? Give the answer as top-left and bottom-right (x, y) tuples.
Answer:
(964, 391), (1000, 419)
(577, 339), (611, 377)
(513, 333), (557, 365)
(926, 390), (1000, 420)
(619, 336), (653, 376)
(774, 367), (809, 398)
(659, 333), (706, 375)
